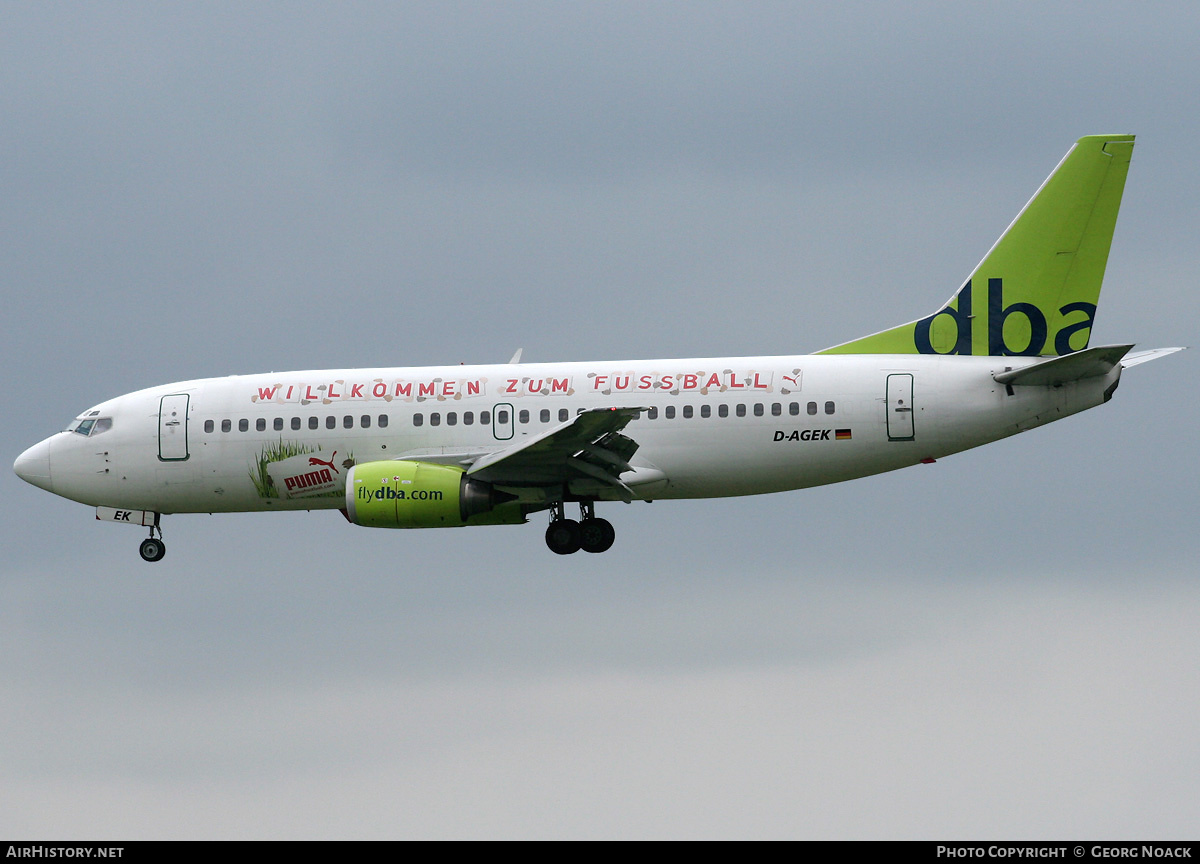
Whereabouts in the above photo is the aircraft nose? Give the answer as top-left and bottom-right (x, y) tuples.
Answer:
(14, 437), (54, 493)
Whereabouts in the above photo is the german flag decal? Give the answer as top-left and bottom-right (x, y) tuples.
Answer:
(835, 429), (852, 441)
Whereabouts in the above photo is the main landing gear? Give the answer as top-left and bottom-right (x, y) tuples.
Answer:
(545, 500), (615, 555)
(139, 521), (166, 563)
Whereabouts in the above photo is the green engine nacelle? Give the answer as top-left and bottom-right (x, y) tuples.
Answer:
(345, 460), (525, 528)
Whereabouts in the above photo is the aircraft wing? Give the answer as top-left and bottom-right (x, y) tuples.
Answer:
(465, 406), (649, 497)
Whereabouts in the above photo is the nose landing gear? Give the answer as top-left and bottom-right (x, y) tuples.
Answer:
(545, 501), (615, 555)
(138, 521), (166, 562)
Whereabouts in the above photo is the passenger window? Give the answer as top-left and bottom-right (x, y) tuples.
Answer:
(430, 413), (441, 427)
(647, 407), (658, 420)
(789, 402), (800, 416)
(204, 420), (214, 433)
(559, 409), (569, 422)
(682, 405), (693, 419)
(378, 415), (389, 428)
(736, 404), (746, 418)
(326, 416), (336, 430)
(221, 419), (231, 433)
(256, 418), (266, 432)
(309, 416), (319, 430)
(446, 412), (457, 426)
(413, 413), (423, 427)
(519, 410), (529, 424)
(239, 419), (249, 432)
(540, 409), (550, 423)
(361, 415), (371, 428)
(807, 402), (817, 415)
(771, 403), (781, 416)
(665, 406), (676, 419)
(274, 417), (284, 431)
(825, 401), (835, 415)
(463, 412), (473, 426)
(700, 404), (711, 418)
(718, 404), (728, 418)
(343, 415), (353, 429)
(754, 403), (764, 417)
(497, 410), (509, 424)
(480, 411), (491, 425)
(292, 417), (301, 431)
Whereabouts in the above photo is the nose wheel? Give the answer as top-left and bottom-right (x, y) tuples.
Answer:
(139, 538), (165, 562)
(139, 522), (166, 562)
(545, 501), (615, 554)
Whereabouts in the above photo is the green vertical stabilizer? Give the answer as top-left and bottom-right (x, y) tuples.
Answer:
(819, 135), (1134, 357)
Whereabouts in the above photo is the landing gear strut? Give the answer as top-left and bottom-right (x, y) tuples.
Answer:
(139, 519), (166, 563)
(545, 501), (615, 555)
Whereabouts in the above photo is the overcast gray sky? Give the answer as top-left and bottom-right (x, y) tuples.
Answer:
(2, 1), (1197, 839)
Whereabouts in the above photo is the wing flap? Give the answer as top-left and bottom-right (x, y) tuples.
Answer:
(567, 456), (635, 500)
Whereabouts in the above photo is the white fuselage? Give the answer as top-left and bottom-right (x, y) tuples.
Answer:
(24, 352), (1119, 516)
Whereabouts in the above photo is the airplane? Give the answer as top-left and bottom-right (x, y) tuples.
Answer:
(13, 134), (1183, 561)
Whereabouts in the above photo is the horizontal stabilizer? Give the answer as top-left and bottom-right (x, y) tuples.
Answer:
(1120, 346), (1186, 369)
(993, 344), (1133, 387)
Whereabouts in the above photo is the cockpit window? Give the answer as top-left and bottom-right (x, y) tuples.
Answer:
(71, 417), (112, 437)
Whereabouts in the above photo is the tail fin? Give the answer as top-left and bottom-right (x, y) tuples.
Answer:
(819, 134), (1135, 357)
